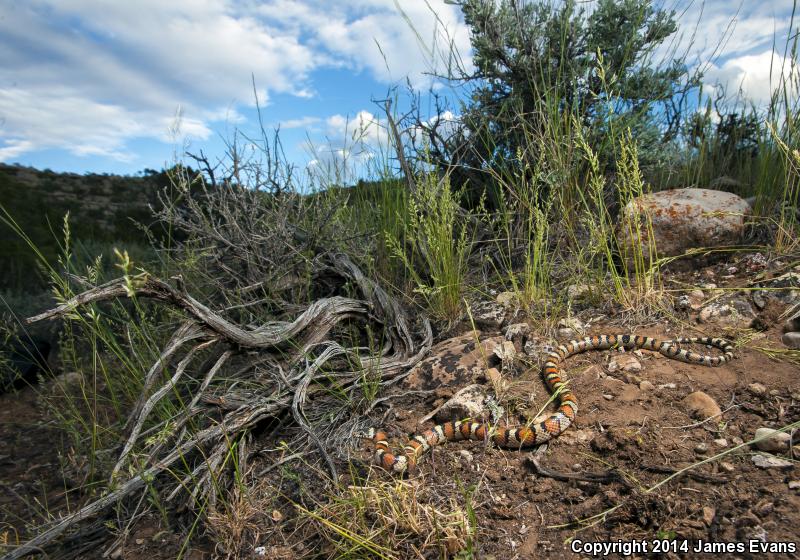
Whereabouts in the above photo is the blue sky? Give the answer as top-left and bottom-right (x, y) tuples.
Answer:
(0, 0), (795, 178)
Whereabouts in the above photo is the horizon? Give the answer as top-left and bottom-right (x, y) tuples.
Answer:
(0, 0), (795, 178)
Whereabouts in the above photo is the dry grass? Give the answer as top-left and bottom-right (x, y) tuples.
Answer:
(298, 476), (477, 560)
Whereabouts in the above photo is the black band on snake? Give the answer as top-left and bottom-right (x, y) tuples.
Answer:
(364, 334), (734, 474)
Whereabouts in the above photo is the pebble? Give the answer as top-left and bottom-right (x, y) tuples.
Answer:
(695, 442), (708, 454)
(752, 454), (794, 469)
(748, 382), (767, 396)
(713, 438), (728, 448)
(753, 428), (792, 453)
(496, 291), (517, 307)
(639, 380), (655, 391)
(623, 373), (642, 385)
(558, 317), (583, 331)
(752, 291), (767, 310)
(603, 394), (614, 401)
(688, 289), (705, 309)
(658, 383), (677, 390)
(485, 367), (503, 386)
(504, 322), (530, 341)
(682, 391), (722, 420)
(459, 449), (474, 463)
(702, 506), (716, 525)
(567, 284), (591, 300)
(755, 501), (774, 517)
(731, 436), (744, 446)
(557, 328), (576, 339)
(782, 332), (800, 349)
(571, 463), (582, 471)
(720, 461), (736, 472)
(789, 481), (800, 491)
(608, 354), (642, 374)
(784, 316), (800, 333)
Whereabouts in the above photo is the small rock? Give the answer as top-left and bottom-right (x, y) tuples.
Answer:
(607, 360), (619, 373)
(682, 391), (722, 420)
(494, 340), (517, 362)
(698, 300), (755, 330)
(459, 449), (474, 463)
(687, 289), (705, 310)
(676, 295), (692, 311)
(505, 322), (530, 341)
(135, 539), (144, 545)
(639, 380), (655, 391)
(742, 252), (768, 271)
(752, 454), (794, 469)
(613, 354), (642, 373)
(471, 301), (506, 328)
(788, 480), (800, 491)
(658, 382), (677, 390)
(753, 428), (792, 453)
(603, 394), (614, 401)
(783, 316), (800, 333)
(567, 284), (591, 300)
(571, 463), (582, 471)
(485, 367), (503, 387)
(702, 506), (716, 525)
(557, 328), (576, 340)
(782, 332), (800, 349)
(720, 461), (736, 472)
(423, 384), (488, 424)
(695, 442), (708, 454)
(755, 501), (773, 517)
(496, 291), (517, 307)
(748, 383), (767, 396)
(523, 339), (539, 357)
(731, 436), (744, 446)
(713, 438), (728, 448)
(623, 373), (642, 385)
(558, 317), (583, 331)
(752, 291), (767, 310)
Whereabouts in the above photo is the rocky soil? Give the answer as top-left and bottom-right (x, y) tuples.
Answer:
(1, 252), (798, 559)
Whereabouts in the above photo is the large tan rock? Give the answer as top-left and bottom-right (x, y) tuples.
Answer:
(616, 188), (750, 265)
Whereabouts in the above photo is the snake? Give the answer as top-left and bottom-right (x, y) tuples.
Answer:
(365, 334), (734, 474)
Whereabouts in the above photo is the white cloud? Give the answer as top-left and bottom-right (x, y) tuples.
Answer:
(0, 0), (473, 165)
(0, 0), (319, 162)
(280, 116), (322, 129)
(703, 50), (798, 105)
(257, 0), (473, 89)
(325, 110), (388, 146)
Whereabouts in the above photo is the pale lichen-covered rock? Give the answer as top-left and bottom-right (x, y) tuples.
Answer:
(401, 334), (503, 392)
(697, 296), (756, 331)
(421, 384), (489, 424)
(615, 188), (750, 265)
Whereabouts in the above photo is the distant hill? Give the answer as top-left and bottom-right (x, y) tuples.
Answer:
(0, 164), (173, 294)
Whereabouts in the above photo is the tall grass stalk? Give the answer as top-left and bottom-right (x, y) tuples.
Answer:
(386, 171), (474, 323)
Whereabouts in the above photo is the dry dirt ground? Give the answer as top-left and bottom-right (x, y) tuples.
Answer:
(1, 255), (798, 559)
